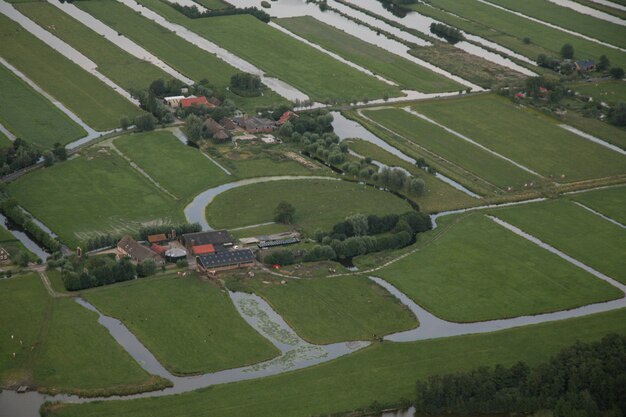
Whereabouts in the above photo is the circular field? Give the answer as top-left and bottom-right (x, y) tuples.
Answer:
(205, 179), (413, 234)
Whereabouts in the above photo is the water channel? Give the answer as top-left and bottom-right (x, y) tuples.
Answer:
(0, 214), (50, 261)
(546, 0), (626, 25)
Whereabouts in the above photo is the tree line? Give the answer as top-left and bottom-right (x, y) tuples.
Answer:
(168, 3), (270, 22)
(414, 334), (626, 417)
(429, 22), (464, 44)
(0, 197), (61, 253)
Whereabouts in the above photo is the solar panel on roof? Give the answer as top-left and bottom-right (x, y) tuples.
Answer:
(257, 238), (299, 249)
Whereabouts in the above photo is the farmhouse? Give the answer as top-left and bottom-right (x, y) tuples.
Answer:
(235, 116), (275, 133)
(182, 230), (235, 253)
(220, 117), (238, 131)
(117, 235), (163, 264)
(203, 118), (229, 141)
(196, 249), (256, 273)
(180, 96), (213, 109)
(277, 110), (298, 125)
(575, 60), (596, 72)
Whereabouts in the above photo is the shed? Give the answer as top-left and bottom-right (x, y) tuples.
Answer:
(148, 233), (167, 244)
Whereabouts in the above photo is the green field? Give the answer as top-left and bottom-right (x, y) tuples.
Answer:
(345, 139), (480, 212)
(569, 186), (626, 225)
(275, 16), (461, 93)
(48, 306), (626, 417)
(84, 274), (280, 375)
(377, 213), (621, 322)
(7, 148), (182, 247)
(76, 0), (287, 111)
(0, 226), (37, 262)
(0, 14), (142, 131)
(570, 0), (626, 20)
(0, 64), (85, 148)
(239, 275), (418, 344)
(560, 110), (626, 151)
(1, 273), (157, 395)
(412, 95), (626, 182)
(424, 0), (626, 69)
(573, 80), (626, 106)
(16, 2), (171, 92)
(133, 0), (403, 102)
(115, 130), (231, 200)
(206, 179), (413, 234)
(363, 107), (536, 189)
(483, 0), (626, 49)
(491, 199), (626, 284)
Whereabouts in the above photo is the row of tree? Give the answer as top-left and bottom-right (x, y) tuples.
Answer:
(0, 198), (61, 253)
(168, 3), (270, 22)
(0, 139), (41, 176)
(414, 334), (626, 417)
(429, 22), (464, 43)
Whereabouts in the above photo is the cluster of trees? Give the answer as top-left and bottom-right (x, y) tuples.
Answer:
(279, 110), (334, 136)
(537, 46), (624, 79)
(42, 143), (68, 167)
(168, 3), (270, 22)
(86, 234), (118, 252)
(0, 139), (41, 176)
(138, 223), (201, 240)
(274, 201), (296, 224)
(353, 164), (425, 197)
(415, 334), (626, 417)
(429, 23), (464, 43)
(56, 254), (140, 291)
(0, 198), (61, 253)
(230, 72), (263, 97)
(300, 132), (348, 166)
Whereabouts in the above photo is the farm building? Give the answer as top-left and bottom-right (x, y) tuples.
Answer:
(203, 118), (229, 141)
(575, 60), (596, 72)
(277, 110), (299, 125)
(163, 95), (185, 107)
(191, 244), (215, 256)
(0, 247), (9, 262)
(182, 230), (235, 253)
(234, 116), (276, 133)
(165, 247), (187, 263)
(117, 235), (163, 264)
(148, 233), (167, 244)
(220, 117), (238, 131)
(258, 237), (299, 249)
(180, 96), (213, 109)
(208, 97), (222, 106)
(196, 249), (256, 273)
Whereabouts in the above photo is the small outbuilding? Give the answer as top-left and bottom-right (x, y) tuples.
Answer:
(0, 247), (10, 262)
(148, 234), (168, 244)
(165, 247), (187, 263)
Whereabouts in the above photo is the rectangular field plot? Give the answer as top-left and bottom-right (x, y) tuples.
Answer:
(569, 186), (626, 225)
(377, 213), (621, 322)
(573, 80), (626, 106)
(275, 16), (461, 93)
(363, 107), (536, 189)
(491, 199), (626, 284)
(239, 275), (418, 344)
(412, 95), (626, 182)
(16, 2), (170, 92)
(0, 63), (85, 148)
(0, 14), (142, 131)
(114, 130), (231, 201)
(7, 148), (182, 248)
(84, 275), (280, 375)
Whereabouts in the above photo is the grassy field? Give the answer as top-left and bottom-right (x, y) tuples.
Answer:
(0, 14), (142, 131)
(15, 2), (171, 92)
(76, 0), (287, 112)
(206, 179), (413, 234)
(425, 0), (626, 69)
(573, 80), (626, 106)
(49, 306), (626, 417)
(569, 186), (626, 225)
(0, 63), (85, 148)
(0, 226), (37, 262)
(412, 94), (626, 182)
(275, 16), (461, 93)
(0, 273), (156, 395)
(133, 0), (403, 102)
(237, 275), (417, 344)
(115, 130), (231, 200)
(483, 0), (626, 49)
(377, 213), (621, 322)
(363, 107), (536, 190)
(345, 139), (480, 212)
(84, 274), (280, 375)
(560, 110), (626, 151)
(491, 199), (626, 284)
(7, 147), (182, 248)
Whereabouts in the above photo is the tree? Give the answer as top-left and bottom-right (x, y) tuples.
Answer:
(345, 214), (368, 236)
(523, 37), (531, 44)
(408, 178), (425, 196)
(52, 142), (67, 161)
(17, 251), (30, 267)
(137, 259), (157, 277)
(184, 114), (204, 143)
(608, 102), (626, 127)
(134, 114), (156, 131)
(560, 43), (574, 59)
(597, 55), (610, 71)
(274, 201), (295, 224)
(42, 150), (55, 167)
(609, 67), (624, 80)
(120, 116), (131, 130)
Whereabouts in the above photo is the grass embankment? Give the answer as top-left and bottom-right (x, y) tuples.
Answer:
(345, 139), (480, 212)
(235, 275), (417, 344)
(377, 212), (621, 322)
(569, 186), (626, 225)
(0, 14), (142, 131)
(75, 0), (287, 112)
(483, 0), (626, 49)
(1, 273), (163, 396)
(424, 0), (626, 69)
(133, 0), (403, 102)
(363, 107), (536, 190)
(84, 274), (280, 375)
(491, 199), (626, 284)
(115, 131), (231, 200)
(15, 2), (170, 92)
(206, 179), (413, 234)
(412, 95), (626, 182)
(0, 64), (85, 148)
(0, 131), (11, 148)
(7, 147), (182, 248)
(274, 16), (461, 93)
(48, 307), (626, 417)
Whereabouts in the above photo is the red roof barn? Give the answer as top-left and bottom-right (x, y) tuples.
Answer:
(277, 111), (299, 125)
(192, 244), (215, 256)
(180, 96), (213, 109)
